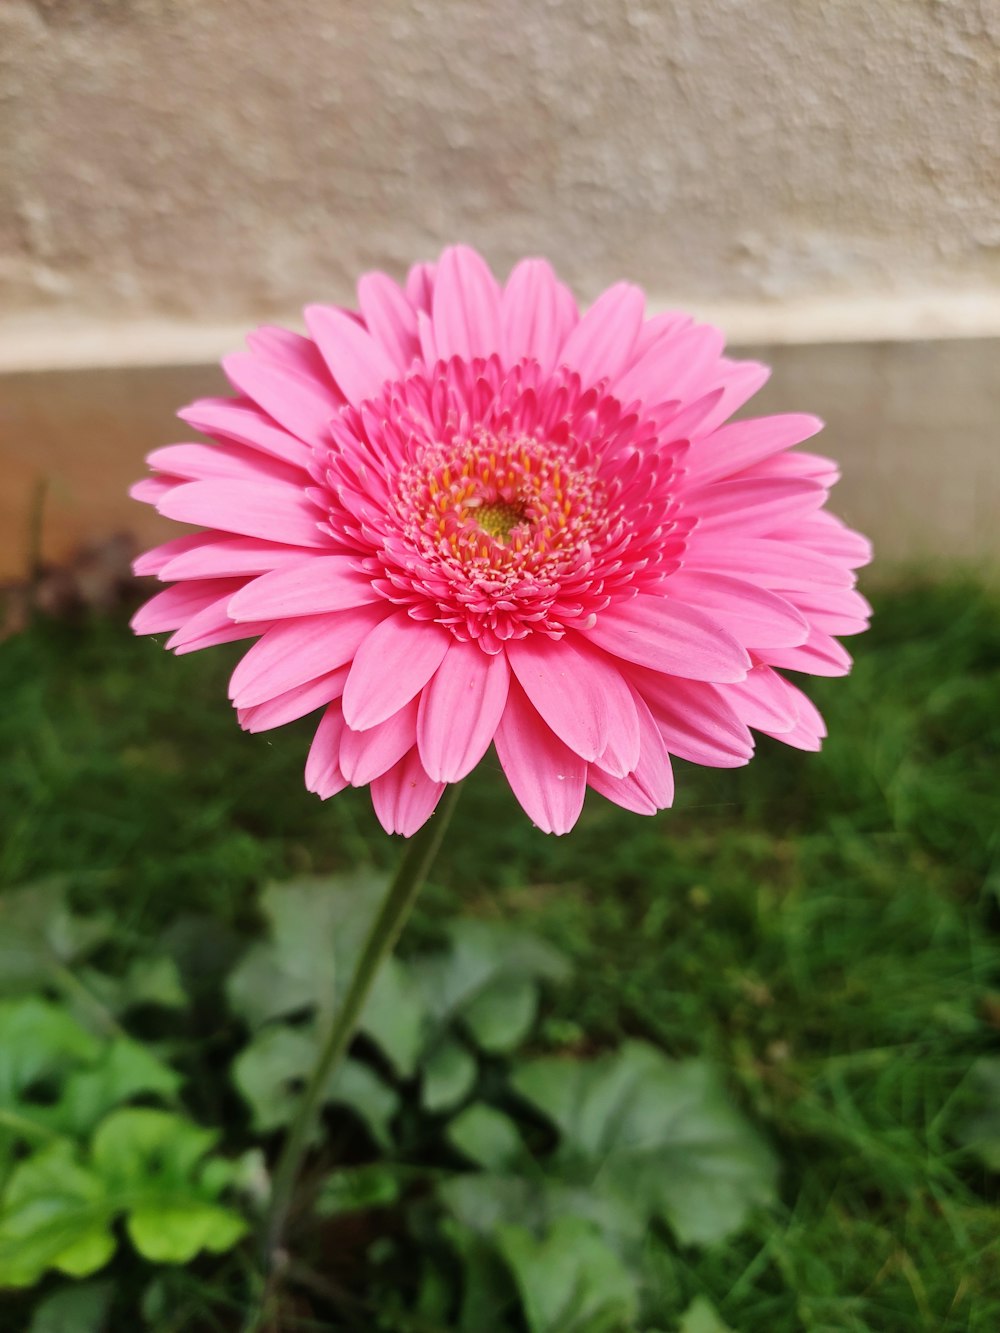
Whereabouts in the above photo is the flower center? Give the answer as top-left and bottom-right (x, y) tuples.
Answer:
(476, 499), (526, 543)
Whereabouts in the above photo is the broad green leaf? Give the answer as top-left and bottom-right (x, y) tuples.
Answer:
(677, 1296), (734, 1333)
(462, 975), (539, 1053)
(497, 1217), (638, 1333)
(82, 955), (188, 1016)
(126, 1200), (247, 1263)
(422, 1038), (478, 1113)
(0, 998), (100, 1109)
(0, 881), (112, 996)
(442, 1221), (520, 1333)
(91, 1108), (247, 1263)
(56, 1038), (180, 1137)
(28, 1280), (114, 1333)
(512, 1042), (778, 1246)
(226, 873), (388, 1030)
(0, 999), (100, 1159)
(447, 1104), (526, 1172)
(361, 956), (427, 1077)
(0, 1143), (115, 1287)
(414, 921), (568, 1032)
(232, 1023), (398, 1146)
(90, 1107), (219, 1188)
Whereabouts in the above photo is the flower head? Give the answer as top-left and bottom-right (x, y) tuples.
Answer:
(131, 246), (871, 835)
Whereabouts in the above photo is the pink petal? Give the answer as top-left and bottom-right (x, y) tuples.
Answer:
(685, 477), (827, 535)
(682, 535), (855, 591)
(587, 593), (750, 682)
(222, 352), (340, 449)
(788, 586), (872, 636)
(341, 611), (452, 731)
(588, 712), (675, 816)
(762, 631), (853, 678)
(506, 634), (639, 765)
(559, 283), (645, 386)
(685, 414), (824, 486)
(161, 536), (313, 581)
(591, 688), (674, 807)
(131, 579), (244, 635)
(305, 703), (350, 799)
(664, 572), (809, 649)
(501, 258), (575, 373)
(340, 698), (419, 786)
(776, 514), (873, 568)
(357, 272), (420, 371)
(165, 594), (268, 652)
(170, 618), (271, 656)
(146, 442), (300, 486)
(417, 641), (510, 782)
(494, 680), (586, 835)
(431, 245), (503, 360)
(614, 324), (725, 409)
(238, 666), (349, 733)
(178, 397), (312, 467)
(370, 747), (445, 836)
(131, 476), (180, 505)
(761, 679), (827, 750)
(227, 556), (380, 622)
(695, 361), (772, 435)
(133, 532), (207, 577)
(244, 325), (334, 389)
(721, 665), (800, 734)
(304, 304), (399, 406)
(229, 604), (389, 708)
(405, 261), (437, 313)
(158, 480), (329, 549)
(630, 668), (755, 767)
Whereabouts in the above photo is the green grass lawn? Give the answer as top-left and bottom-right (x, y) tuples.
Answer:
(2, 574), (999, 1331)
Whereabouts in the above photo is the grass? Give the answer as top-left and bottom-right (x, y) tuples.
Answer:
(1, 573), (999, 1330)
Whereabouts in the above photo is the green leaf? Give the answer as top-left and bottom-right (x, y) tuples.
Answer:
(126, 1200), (247, 1264)
(232, 1023), (398, 1146)
(0, 998), (100, 1158)
(0, 881), (112, 996)
(447, 1103), (526, 1172)
(90, 1107), (247, 1264)
(422, 1038), (478, 1113)
(226, 873), (390, 1030)
(462, 975), (539, 1053)
(90, 1106), (219, 1188)
(361, 956), (427, 1078)
(0, 998), (100, 1108)
(512, 1041), (778, 1246)
(28, 1280), (114, 1333)
(56, 1037), (181, 1137)
(496, 1217), (639, 1333)
(677, 1296), (734, 1333)
(414, 920), (568, 1034)
(0, 1142), (115, 1287)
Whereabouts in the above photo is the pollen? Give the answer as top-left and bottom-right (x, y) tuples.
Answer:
(477, 500), (526, 542)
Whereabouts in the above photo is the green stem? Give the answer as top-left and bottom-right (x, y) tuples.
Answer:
(260, 782), (462, 1270)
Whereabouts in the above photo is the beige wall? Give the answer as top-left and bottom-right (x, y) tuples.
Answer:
(2, 0), (999, 320)
(1, 1), (998, 578)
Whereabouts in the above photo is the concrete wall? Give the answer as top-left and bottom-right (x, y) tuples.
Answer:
(1, 0), (998, 578)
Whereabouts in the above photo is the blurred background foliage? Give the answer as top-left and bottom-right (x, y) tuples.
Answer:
(0, 572), (998, 1329)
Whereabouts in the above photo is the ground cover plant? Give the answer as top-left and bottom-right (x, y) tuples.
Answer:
(0, 572), (998, 1330)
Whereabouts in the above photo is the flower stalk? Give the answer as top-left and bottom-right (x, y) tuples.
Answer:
(259, 781), (463, 1272)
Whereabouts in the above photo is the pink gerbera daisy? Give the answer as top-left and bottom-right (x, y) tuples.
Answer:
(131, 246), (871, 835)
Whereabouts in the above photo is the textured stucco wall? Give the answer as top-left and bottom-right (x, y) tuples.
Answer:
(2, 0), (999, 322)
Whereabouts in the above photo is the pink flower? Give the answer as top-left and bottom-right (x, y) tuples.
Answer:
(131, 246), (871, 836)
